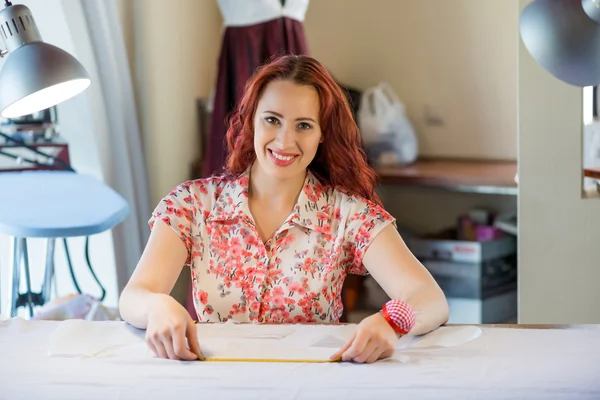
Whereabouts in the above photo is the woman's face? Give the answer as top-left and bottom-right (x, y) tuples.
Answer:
(253, 79), (323, 181)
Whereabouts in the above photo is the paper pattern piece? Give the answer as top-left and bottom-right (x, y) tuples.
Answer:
(48, 320), (146, 357)
(410, 326), (482, 349)
(47, 321), (482, 363)
(197, 322), (350, 362)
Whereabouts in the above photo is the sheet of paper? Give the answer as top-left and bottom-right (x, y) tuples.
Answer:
(196, 321), (296, 339)
(410, 326), (482, 349)
(48, 319), (146, 357)
(47, 320), (482, 362)
(196, 322), (354, 361)
(48, 320), (355, 362)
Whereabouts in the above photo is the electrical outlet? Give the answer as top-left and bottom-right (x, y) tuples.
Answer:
(424, 105), (444, 126)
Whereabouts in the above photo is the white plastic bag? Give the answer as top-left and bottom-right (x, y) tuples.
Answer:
(358, 82), (418, 165)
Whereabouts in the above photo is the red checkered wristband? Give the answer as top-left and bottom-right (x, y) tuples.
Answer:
(380, 299), (416, 336)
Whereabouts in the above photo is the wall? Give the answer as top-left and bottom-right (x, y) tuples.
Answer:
(121, 0), (222, 206)
(304, 0), (518, 161)
(518, 1), (600, 323)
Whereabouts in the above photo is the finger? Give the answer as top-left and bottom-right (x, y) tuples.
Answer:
(153, 338), (169, 359)
(365, 346), (383, 364)
(342, 330), (370, 361)
(146, 338), (159, 357)
(171, 324), (198, 361)
(351, 339), (378, 363)
(330, 330), (356, 361)
(159, 332), (179, 360)
(186, 320), (204, 360)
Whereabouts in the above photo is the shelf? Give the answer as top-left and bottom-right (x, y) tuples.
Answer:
(584, 167), (600, 196)
(584, 167), (600, 180)
(374, 159), (518, 195)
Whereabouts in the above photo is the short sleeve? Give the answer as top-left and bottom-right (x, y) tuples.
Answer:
(148, 182), (196, 266)
(342, 198), (396, 275)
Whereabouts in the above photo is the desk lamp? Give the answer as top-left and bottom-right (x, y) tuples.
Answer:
(520, 0), (600, 87)
(0, 0), (91, 119)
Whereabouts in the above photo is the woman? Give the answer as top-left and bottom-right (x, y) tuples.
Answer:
(119, 55), (449, 364)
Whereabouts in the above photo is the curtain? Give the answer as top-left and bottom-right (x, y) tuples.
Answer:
(77, 0), (151, 291)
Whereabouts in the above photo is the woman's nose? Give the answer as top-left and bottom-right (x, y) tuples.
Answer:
(276, 124), (295, 146)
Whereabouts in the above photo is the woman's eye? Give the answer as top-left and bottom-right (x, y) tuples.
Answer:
(297, 122), (312, 130)
(265, 116), (280, 125)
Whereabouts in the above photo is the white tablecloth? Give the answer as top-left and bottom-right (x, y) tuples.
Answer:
(1, 318), (599, 400)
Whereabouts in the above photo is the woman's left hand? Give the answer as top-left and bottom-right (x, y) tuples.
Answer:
(330, 312), (398, 364)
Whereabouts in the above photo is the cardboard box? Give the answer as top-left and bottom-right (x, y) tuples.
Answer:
(408, 232), (516, 264)
(422, 254), (517, 299)
(408, 230), (518, 323)
(446, 290), (517, 324)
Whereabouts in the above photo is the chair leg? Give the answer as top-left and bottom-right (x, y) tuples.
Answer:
(41, 238), (56, 305)
(21, 240), (34, 318)
(9, 237), (23, 318)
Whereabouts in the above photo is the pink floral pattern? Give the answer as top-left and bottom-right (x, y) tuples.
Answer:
(149, 169), (395, 323)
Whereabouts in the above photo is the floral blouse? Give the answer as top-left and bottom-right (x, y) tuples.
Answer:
(149, 168), (395, 324)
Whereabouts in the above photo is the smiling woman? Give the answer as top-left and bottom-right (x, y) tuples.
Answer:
(119, 55), (449, 364)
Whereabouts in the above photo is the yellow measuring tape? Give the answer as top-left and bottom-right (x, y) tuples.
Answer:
(200, 356), (341, 363)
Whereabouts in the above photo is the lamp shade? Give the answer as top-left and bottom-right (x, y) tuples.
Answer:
(0, 42), (91, 118)
(0, 3), (91, 118)
(520, 0), (600, 87)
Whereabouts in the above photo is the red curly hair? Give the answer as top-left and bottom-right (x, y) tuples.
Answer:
(225, 55), (382, 206)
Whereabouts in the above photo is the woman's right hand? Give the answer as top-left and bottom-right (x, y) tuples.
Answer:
(145, 293), (204, 361)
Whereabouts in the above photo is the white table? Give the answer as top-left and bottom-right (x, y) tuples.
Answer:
(0, 319), (598, 399)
